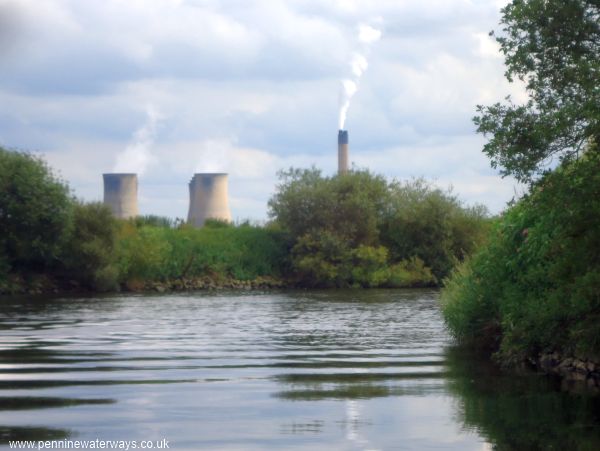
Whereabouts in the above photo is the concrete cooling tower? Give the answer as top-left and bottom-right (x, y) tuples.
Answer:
(103, 173), (139, 219)
(338, 130), (349, 174)
(187, 173), (232, 227)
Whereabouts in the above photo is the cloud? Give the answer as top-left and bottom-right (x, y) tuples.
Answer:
(0, 0), (525, 221)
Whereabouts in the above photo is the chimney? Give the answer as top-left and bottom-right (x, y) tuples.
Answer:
(338, 130), (349, 174)
(187, 173), (232, 227)
(103, 173), (139, 219)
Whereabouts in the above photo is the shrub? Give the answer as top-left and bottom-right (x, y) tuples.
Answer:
(269, 170), (489, 287)
(0, 147), (72, 276)
(61, 202), (119, 291)
(441, 150), (600, 361)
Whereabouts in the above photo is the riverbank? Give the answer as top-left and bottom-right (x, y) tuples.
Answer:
(0, 273), (290, 296)
(533, 352), (600, 392)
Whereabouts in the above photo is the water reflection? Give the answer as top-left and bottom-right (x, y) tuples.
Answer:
(0, 396), (114, 410)
(0, 426), (71, 444)
(445, 347), (600, 450)
(0, 290), (598, 449)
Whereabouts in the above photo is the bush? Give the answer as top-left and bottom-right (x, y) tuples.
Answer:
(381, 178), (490, 281)
(269, 169), (489, 287)
(388, 257), (436, 288)
(0, 147), (72, 276)
(441, 150), (600, 361)
(61, 202), (119, 291)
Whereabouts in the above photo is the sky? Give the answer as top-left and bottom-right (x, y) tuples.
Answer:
(0, 0), (526, 221)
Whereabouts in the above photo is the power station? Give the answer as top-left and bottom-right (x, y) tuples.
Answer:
(104, 130), (347, 223)
(338, 130), (349, 174)
(103, 173), (139, 219)
(187, 173), (232, 227)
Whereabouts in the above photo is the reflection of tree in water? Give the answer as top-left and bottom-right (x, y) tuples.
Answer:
(445, 347), (600, 450)
(0, 426), (71, 444)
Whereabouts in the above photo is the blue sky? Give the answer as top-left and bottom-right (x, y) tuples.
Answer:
(0, 0), (524, 221)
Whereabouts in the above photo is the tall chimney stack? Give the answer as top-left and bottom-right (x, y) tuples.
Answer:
(338, 130), (349, 174)
(103, 173), (139, 219)
(187, 173), (232, 227)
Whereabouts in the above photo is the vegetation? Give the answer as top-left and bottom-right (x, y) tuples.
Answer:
(0, 146), (489, 294)
(442, 0), (600, 365)
(0, 147), (286, 293)
(115, 220), (287, 287)
(442, 151), (600, 361)
(474, 0), (599, 183)
(0, 148), (72, 277)
(269, 168), (489, 288)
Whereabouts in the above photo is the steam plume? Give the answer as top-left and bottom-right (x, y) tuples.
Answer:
(113, 104), (162, 176)
(338, 24), (382, 130)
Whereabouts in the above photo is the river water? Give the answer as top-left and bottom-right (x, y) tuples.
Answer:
(1, 290), (599, 450)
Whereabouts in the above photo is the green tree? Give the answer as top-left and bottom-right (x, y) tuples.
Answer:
(0, 147), (72, 275)
(380, 178), (489, 281)
(442, 150), (600, 361)
(474, 0), (600, 182)
(269, 170), (488, 287)
(61, 202), (119, 291)
(268, 168), (389, 247)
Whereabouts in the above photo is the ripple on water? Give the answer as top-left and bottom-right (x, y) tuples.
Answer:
(1, 290), (597, 450)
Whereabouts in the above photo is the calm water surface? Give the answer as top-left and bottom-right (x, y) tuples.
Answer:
(0, 290), (599, 450)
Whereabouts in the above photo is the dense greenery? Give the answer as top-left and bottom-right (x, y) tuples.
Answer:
(442, 151), (600, 361)
(269, 168), (489, 288)
(0, 147), (286, 293)
(442, 0), (600, 365)
(475, 0), (599, 183)
(115, 221), (287, 286)
(1, 147), (489, 293)
(0, 148), (72, 275)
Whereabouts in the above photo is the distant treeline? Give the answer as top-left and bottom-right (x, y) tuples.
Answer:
(0, 147), (490, 293)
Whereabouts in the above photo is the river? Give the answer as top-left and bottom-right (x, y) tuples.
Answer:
(1, 290), (599, 450)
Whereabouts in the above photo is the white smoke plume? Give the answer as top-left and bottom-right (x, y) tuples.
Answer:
(338, 23), (382, 130)
(113, 104), (162, 176)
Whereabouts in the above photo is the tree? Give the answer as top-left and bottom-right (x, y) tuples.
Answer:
(0, 147), (72, 275)
(380, 178), (489, 281)
(269, 170), (488, 287)
(474, 0), (600, 182)
(268, 167), (389, 247)
(61, 202), (119, 291)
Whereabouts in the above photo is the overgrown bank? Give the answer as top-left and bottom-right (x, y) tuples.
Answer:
(442, 147), (600, 382)
(0, 148), (490, 294)
(440, 0), (600, 382)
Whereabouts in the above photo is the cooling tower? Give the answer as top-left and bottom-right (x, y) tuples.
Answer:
(187, 173), (232, 227)
(103, 173), (139, 219)
(338, 130), (349, 174)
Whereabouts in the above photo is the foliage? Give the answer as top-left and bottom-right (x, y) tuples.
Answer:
(61, 202), (119, 291)
(115, 223), (288, 284)
(0, 147), (72, 278)
(269, 170), (489, 287)
(381, 178), (490, 281)
(474, 0), (600, 183)
(442, 151), (600, 361)
(269, 167), (389, 247)
(133, 215), (180, 229)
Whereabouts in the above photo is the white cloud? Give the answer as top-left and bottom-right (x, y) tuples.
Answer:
(0, 0), (525, 220)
